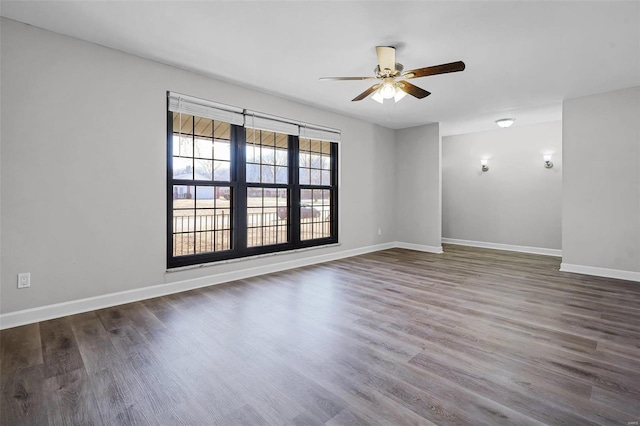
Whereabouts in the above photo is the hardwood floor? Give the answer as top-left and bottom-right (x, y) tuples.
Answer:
(2, 245), (639, 425)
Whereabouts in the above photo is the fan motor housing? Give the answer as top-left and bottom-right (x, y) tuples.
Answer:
(375, 63), (404, 78)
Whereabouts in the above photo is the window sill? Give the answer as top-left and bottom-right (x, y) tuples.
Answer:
(165, 242), (341, 273)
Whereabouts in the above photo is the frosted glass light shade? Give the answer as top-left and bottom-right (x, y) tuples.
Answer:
(495, 118), (515, 128)
(381, 84), (396, 99)
(394, 89), (407, 102)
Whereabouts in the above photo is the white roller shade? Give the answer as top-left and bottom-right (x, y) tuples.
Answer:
(168, 92), (244, 126)
(244, 113), (299, 136)
(299, 126), (341, 143)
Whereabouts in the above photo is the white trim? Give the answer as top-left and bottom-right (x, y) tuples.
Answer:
(244, 109), (341, 142)
(442, 238), (562, 257)
(0, 242), (395, 330)
(168, 92), (244, 125)
(560, 263), (640, 282)
(394, 242), (444, 254)
(11, 240), (615, 330)
(167, 243), (341, 272)
(168, 92), (244, 113)
(299, 125), (341, 143)
(244, 113), (300, 136)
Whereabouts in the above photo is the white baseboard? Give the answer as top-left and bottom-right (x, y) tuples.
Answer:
(10, 239), (565, 329)
(442, 238), (562, 257)
(560, 263), (640, 282)
(394, 241), (443, 254)
(0, 242), (395, 330)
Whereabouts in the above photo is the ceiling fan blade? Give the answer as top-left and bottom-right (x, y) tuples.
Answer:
(319, 76), (376, 81)
(398, 81), (431, 99)
(376, 46), (396, 73)
(402, 61), (466, 79)
(352, 84), (382, 101)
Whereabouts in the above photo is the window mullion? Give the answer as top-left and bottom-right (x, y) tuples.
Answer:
(331, 142), (338, 239)
(234, 125), (247, 252)
(290, 135), (300, 245)
(166, 104), (175, 266)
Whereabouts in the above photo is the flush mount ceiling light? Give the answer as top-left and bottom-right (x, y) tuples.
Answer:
(495, 118), (515, 128)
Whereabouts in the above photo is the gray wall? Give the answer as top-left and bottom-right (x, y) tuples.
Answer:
(3, 18), (637, 317)
(442, 121), (562, 249)
(0, 19), (397, 313)
(562, 87), (640, 272)
(395, 124), (442, 249)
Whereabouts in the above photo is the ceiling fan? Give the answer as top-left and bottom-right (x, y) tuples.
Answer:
(319, 46), (465, 103)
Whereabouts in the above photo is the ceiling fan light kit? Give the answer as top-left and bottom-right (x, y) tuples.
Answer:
(320, 46), (465, 104)
(380, 78), (397, 99)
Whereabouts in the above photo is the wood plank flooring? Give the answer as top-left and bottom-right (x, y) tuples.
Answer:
(2, 245), (639, 425)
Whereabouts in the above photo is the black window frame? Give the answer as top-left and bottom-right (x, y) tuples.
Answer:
(167, 99), (338, 268)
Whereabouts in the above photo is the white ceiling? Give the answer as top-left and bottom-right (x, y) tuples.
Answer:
(1, 1), (638, 135)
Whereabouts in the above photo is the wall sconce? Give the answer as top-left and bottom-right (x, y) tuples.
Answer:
(480, 159), (489, 172)
(543, 154), (553, 168)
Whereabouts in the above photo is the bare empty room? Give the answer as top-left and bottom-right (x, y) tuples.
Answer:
(1, 1), (639, 425)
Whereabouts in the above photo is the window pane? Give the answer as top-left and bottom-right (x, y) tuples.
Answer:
(261, 146), (275, 165)
(173, 112), (194, 134)
(310, 169), (321, 185)
(195, 187), (215, 208)
(321, 141), (331, 154)
(321, 154), (331, 170)
(194, 117), (212, 138)
(172, 183), (195, 258)
(275, 133), (288, 149)
(216, 230), (231, 251)
(213, 121), (231, 140)
(261, 165), (275, 184)
(299, 138), (331, 188)
(174, 116), (230, 184)
(214, 140), (231, 161)
(246, 164), (260, 183)
(173, 185), (232, 257)
(173, 134), (193, 157)
(275, 148), (288, 166)
(321, 170), (331, 186)
(195, 209), (215, 231)
(275, 166), (288, 184)
(246, 144), (257, 163)
(213, 160), (230, 181)
(173, 185), (195, 207)
(195, 159), (213, 180)
(195, 138), (213, 159)
(173, 157), (193, 179)
(299, 151), (310, 169)
(301, 188), (332, 241)
(173, 231), (195, 257)
(247, 188), (288, 247)
(246, 130), (288, 184)
(299, 168), (310, 185)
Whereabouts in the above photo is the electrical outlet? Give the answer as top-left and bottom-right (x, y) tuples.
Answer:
(377, 228), (382, 236)
(18, 273), (30, 289)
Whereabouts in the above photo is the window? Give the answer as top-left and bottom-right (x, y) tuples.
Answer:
(299, 138), (334, 241)
(167, 93), (338, 268)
